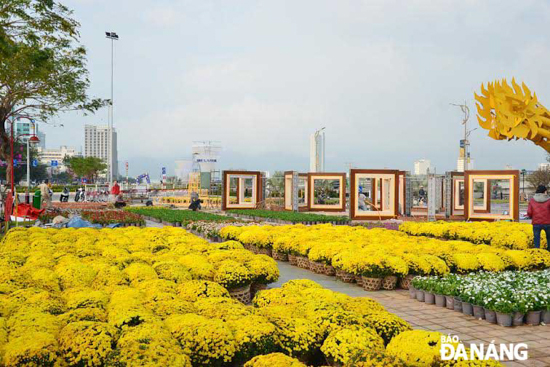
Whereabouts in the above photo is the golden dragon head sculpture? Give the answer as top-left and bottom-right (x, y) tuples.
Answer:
(475, 78), (550, 152)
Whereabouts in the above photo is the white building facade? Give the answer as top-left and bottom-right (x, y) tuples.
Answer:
(84, 125), (118, 179)
(414, 159), (431, 175)
(175, 141), (221, 183)
(38, 146), (79, 172)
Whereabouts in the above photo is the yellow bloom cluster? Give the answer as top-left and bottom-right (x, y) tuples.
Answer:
(0, 227), (283, 366)
(400, 221), (545, 250)
(244, 352), (306, 366)
(223, 225), (550, 276)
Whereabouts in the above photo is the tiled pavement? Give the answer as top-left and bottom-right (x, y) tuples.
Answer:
(271, 261), (550, 367)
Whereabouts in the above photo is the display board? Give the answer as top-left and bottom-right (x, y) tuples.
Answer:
(307, 173), (346, 212)
(350, 169), (399, 220)
(464, 170), (519, 221)
(222, 171), (263, 210)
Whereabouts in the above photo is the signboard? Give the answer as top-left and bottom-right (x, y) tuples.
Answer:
(196, 158), (217, 163)
(51, 160), (58, 167)
(13, 159), (18, 167)
(32, 159), (38, 167)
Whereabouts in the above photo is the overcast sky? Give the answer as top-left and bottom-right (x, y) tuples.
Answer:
(44, 0), (550, 177)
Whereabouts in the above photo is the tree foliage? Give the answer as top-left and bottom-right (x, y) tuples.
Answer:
(527, 168), (550, 190)
(0, 140), (47, 183)
(64, 156), (106, 182)
(0, 0), (106, 180)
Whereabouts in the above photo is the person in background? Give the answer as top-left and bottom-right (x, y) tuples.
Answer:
(38, 179), (51, 208)
(527, 185), (550, 250)
(358, 191), (367, 211)
(110, 180), (121, 203)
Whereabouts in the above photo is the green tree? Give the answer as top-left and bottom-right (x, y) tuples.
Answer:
(65, 156), (106, 183)
(0, 0), (106, 182)
(0, 140), (47, 184)
(267, 171), (285, 197)
(527, 168), (550, 190)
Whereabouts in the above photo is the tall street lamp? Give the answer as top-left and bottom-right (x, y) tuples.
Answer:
(105, 31), (119, 184)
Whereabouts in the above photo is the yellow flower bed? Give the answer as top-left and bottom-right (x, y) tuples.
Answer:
(221, 224), (550, 276)
(0, 227), (504, 366)
(399, 221), (545, 250)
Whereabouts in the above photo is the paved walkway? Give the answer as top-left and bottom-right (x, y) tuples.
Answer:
(272, 261), (550, 367)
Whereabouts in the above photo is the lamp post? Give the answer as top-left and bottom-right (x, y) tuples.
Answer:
(521, 169), (527, 197)
(105, 31), (119, 184)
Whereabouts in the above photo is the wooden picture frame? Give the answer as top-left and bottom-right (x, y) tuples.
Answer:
(307, 172), (346, 212)
(464, 170), (519, 221)
(350, 169), (399, 220)
(222, 171), (263, 211)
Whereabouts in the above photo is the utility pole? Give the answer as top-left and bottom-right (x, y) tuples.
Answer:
(105, 32), (119, 183)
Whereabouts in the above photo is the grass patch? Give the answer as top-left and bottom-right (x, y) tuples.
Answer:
(226, 209), (349, 223)
(127, 207), (234, 224)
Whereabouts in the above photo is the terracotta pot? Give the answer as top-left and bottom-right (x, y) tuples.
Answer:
(484, 308), (497, 324)
(462, 302), (473, 316)
(496, 312), (513, 327)
(257, 248), (272, 257)
(416, 290), (425, 302)
(355, 275), (364, 287)
(526, 311), (541, 326)
(362, 276), (382, 291)
(382, 275), (398, 290)
(435, 294), (446, 307)
(453, 297), (462, 312)
(542, 310), (550, 324)
(296, 256), (309, 268)
(472, 305), (485, 319)
(445, 296), (454, 310)
(512, 312), (525, 326)
(424, 292), (435, 304)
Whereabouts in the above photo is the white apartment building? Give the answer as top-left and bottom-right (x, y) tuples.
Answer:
(38, 146), (79, 172)
(84, 125), (118, 179)
(413, 159), (431, 175)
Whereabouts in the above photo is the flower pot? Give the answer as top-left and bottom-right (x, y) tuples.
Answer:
(416, 290), (425, 302)
(484, 308), (497, 324)
(288, 254), (298, 266)
(526, 311), (541, 326)
(453, 298), (462, 312)
(445, 296), (454, 310)
(250, 283), (267, 300)
(228, 284), (251, 305)
(435, 294), (446, 307)
(361, 276), (382, 291)
(542, 310), (550, 324)
(473, 305), (485, 320)
(399, 274), (415, 290)
(355, 275), (364, 287)
(409, 286), (416, 299)
(382, 275), (398, 290)
(462, 302), (473, 316)
(324, 265), (336, 276)
(339, 271), (355, 283)
(424, 292), (435, 304)
(257, 248), (272, 257)
(296, 256), (309, 269)
(496, 312), (513, 327)
(512, 312), (525, 326)
(272, 251), (288, 261)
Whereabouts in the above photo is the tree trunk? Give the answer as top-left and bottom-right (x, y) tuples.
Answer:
(0, 115), (12, 184)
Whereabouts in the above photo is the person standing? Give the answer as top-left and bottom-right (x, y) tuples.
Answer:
(358, 191), (367, 211)
(527, 185), (550, 250)
(38, 179), (51, 208)
(110, 181), (121, 203)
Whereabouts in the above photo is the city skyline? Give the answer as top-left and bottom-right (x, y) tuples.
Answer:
(39, 0), (550, 176)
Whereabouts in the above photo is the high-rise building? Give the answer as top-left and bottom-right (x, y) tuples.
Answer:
(309, 129), (325, 172)
(413, 159), (431, 175)
(84, 125), (118, 179)
(175, 141), (222, 183)
(8, 120), (46, 149)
